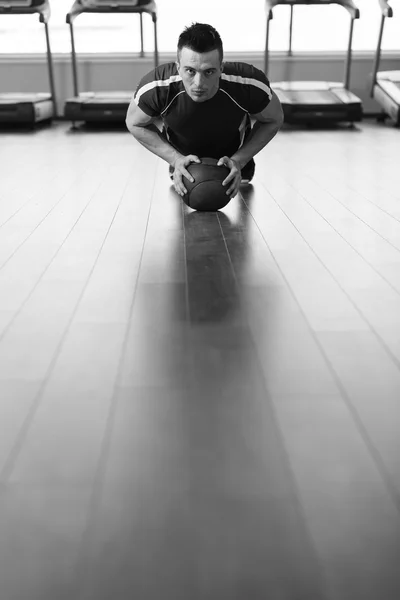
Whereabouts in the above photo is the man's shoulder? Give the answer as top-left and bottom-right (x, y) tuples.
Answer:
(220, 62), (272, 114)
(222, 61), (270, 85)
(153, 61), (180, 81)
(138, 61), (179, 87)
(134, 62), (183, 112)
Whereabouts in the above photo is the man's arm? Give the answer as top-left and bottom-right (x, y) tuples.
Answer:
(125, 100), (200, 196)
(218, 90), (284, 197)
(231, 90), (284, 168)
(125, 99), (180, 166)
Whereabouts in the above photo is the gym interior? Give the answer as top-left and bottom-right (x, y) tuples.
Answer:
(0, 1), (400, 598)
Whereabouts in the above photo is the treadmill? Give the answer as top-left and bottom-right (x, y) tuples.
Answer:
(264, 0), (363, 124)
(370, 0), (400, 126)
(0, 0), (57, 125)
(64, 0), (158, 124)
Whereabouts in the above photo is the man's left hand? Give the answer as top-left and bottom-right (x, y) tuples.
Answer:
(217, 157), (241, 199)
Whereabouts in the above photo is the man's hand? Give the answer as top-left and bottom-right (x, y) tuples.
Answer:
(217, 157), (242, 199)
(172, 155), (201, 196)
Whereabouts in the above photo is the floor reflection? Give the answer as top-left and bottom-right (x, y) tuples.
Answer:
(182, 192), (253, 325)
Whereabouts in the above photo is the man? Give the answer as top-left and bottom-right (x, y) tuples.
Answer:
(126, 22), (284, 199)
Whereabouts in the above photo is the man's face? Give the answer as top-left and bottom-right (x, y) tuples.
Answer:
(177, 47), (222, 103)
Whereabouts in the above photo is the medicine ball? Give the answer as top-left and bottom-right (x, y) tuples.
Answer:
(182, 157), (231, 211)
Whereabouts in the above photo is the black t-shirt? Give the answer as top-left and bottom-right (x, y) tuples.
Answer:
(134, 61), (272, 158)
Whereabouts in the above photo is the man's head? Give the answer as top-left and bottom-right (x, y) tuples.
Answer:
(176, 23), (223, 103)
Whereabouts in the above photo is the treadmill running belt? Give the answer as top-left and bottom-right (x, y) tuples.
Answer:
(285, 90), (342, 105)
(82, 97), (130, 104)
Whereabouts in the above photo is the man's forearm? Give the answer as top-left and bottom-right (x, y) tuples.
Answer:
(127, 123), (182, 166)
(230, 119), (282, 168)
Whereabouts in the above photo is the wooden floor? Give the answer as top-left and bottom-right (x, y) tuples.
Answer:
(1, 120), (400, 600)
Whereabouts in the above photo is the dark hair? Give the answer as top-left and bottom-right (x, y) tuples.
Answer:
(177, 23), (223, 62)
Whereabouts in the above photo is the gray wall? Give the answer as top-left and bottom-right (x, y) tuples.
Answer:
(0, 52), (399, 117)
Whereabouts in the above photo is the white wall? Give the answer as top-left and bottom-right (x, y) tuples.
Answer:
(0, 52), (399, 117)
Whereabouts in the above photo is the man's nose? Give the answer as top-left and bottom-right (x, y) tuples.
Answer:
(194, 72), (205, 88)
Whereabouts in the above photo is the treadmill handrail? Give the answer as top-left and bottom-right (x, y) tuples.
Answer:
(0, 0), (50, 22)
(66, 0), (159, 98)
(265, 0), (359, 20)
(66, 0), (156, 24)
(370, 0), (393, 96)
(0, 0), (57, 116)
(377, 0), (393, 18)
(264, 0), (360, 87)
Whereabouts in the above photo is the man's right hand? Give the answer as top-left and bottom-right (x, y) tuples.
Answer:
(172, 155), (201, 196)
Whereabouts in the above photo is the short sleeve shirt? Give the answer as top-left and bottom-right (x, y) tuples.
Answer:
(134, 61), (272, 158)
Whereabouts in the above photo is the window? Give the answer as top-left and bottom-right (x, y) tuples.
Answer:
(0, 0), (398, 53)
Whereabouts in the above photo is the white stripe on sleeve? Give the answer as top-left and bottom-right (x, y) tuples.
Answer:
(221, 73), (272, 99)
(134, 75), (183, 105)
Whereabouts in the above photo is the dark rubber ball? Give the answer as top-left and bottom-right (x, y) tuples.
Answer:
(182, 157), (231, 211)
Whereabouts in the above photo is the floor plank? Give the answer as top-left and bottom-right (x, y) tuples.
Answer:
(1, 121), (400, 600)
